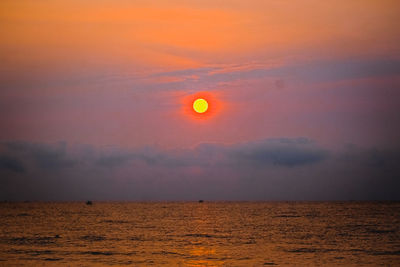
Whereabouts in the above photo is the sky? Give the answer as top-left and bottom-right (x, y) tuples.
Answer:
(1, 0), (399, 201)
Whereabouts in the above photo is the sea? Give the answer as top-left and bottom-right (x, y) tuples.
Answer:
(0, 202), (399, 266)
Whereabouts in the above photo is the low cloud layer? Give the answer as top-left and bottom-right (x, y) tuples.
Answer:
(0, 138), (399, 201)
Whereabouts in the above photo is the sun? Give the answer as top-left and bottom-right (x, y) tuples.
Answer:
(193, 98), (208, 114)
(182, 91), (221, 119)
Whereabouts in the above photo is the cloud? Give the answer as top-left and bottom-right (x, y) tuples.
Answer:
(145, 58), (400, 90)
(91, 138), (326, 169)
(0, 139), (399, 201)
(228, 138), (327, 166)
(2, 141), (77, 170)
(0, 155), (25, 173)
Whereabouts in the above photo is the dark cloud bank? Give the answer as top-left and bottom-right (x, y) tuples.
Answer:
(0, 138), (399, 201)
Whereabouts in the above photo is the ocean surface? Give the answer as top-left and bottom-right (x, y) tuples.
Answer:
(0, 202), (399, 266)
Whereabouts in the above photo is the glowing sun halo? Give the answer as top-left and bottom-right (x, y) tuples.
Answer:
(193, 98), (209, 113)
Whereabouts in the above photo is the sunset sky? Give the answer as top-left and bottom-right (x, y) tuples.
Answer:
(1, 0), (399, 200)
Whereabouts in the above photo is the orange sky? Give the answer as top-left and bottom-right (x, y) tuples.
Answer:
(1, 0), (400, 200)
(0, 0), (399, 148)
(1, 0), (399, 72)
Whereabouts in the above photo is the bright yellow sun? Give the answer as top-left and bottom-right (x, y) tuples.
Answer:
(193, 98), (208, 113)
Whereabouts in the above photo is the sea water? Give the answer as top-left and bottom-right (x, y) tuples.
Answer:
(0, 202), (399, 266)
